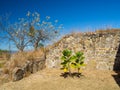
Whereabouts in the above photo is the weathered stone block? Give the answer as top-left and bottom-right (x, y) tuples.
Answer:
(96, 62), (109, 70)
(12, 67), (24, 81)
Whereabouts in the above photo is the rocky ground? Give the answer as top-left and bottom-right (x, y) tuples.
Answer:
(0, 68), (120, 90)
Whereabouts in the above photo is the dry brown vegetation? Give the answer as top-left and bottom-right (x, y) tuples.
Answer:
(95, 28), (120, 34)
(2, 48), (44, 72)
(0, 48), (45, 85)
(0, 51), (10, 68)
(10, 49), (44, 65)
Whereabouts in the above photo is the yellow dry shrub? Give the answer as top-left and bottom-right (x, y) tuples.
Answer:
(3, 48), (45, 75)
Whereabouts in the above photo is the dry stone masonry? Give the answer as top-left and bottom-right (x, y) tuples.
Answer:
(46, 29), (120, 71)
(12, 57), (46, 81)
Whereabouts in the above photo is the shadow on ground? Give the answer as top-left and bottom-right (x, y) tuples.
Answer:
(114, 43), (120, 71)
(113, 43), (120, 87)
(112, 74), (120, 87)
(60, 72), (84, 78)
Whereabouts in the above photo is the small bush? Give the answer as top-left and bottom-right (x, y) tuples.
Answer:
(61, 49), (85, 77)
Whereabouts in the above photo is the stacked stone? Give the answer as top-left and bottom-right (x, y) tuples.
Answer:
(12, 57), (45, 81)
(46, 29), (120, 71)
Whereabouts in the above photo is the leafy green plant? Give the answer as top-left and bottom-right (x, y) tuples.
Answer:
(71, 52), (85, 73)
(61, 49), (85, 77)
(61, 49), (77, 75)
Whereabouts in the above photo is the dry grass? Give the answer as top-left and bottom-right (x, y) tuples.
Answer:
(17, 48), (43, 61)
(1, 48), (44, 76)
(69, 28), (120, 37)
(10, 49), (44, 63)
(0, 51), (10, 69)
(0, 48), (45, 85)
(0, 69), (119, 90)
(95, 29), (120, 34)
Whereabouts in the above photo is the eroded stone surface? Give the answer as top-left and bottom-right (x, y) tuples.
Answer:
(46, 30), (120, 71)
(12, 67), (24, 81)
(12, 58), (46, 81)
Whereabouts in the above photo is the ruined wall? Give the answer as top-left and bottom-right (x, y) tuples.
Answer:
(46, 29), (120, 70)
(1, 56), (46, 81)
(12, 58), (46, 81)
(0, 50), (47, 82)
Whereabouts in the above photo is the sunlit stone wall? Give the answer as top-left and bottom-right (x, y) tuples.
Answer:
(46, 29), (120, 70)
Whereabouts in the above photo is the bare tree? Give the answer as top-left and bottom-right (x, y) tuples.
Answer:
(27, 12), (63, 50)
(0, 16), (31, 52)
(0, 11), (63, 51)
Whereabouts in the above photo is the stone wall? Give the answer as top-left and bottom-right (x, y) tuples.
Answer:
(0, 56), (46, 82)
(46, 29), (120, 71)
(12, 57), (46, 81)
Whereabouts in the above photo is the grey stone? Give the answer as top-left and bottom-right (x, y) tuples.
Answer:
(96, 62), (109, 70)
(46, 30), (120, 71)
(12, 67), (24, 81)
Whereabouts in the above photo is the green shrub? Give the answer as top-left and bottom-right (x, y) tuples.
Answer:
(71, 51), (85, 73)
(61, 49), (74, 75)
(61, 49), (85, 77)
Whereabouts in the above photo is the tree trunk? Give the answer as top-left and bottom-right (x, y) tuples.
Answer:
(19, 48), (24, 52)
(34, 42), (38, 51)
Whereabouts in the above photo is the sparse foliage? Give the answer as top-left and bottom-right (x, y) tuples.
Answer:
(0, 15), (32, 52)
(0, 11), (63, 51)
(27, 12), (62, 50)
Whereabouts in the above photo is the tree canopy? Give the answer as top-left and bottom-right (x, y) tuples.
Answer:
(0, 11), (63, 51)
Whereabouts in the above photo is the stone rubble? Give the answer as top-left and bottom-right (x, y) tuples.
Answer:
(12, 57), (46, 81)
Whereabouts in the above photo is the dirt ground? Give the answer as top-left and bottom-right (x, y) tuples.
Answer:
(0, 68), (120, 90)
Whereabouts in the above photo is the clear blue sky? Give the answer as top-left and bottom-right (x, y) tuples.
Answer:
(0, 0), (120, 50)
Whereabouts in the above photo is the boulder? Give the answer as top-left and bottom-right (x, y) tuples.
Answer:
(12, 67), (24, 81)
